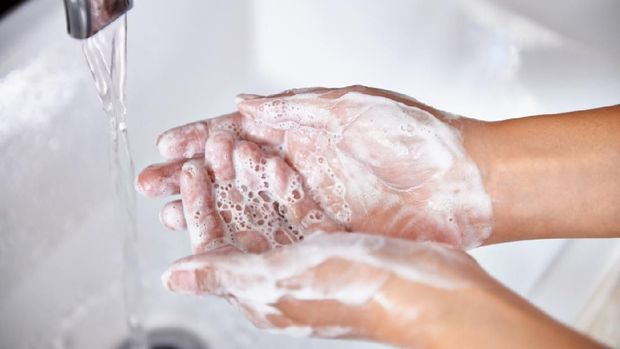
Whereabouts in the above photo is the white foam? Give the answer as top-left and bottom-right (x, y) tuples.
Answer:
(166, 233), (473, 330)
(313, 326), (353, 338)
(373, 291), (419, 321)
(247, 91), (493, 248)
(206, 150), (316, 251)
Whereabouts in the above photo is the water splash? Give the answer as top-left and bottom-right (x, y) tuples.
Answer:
(82, 16), (147, 349)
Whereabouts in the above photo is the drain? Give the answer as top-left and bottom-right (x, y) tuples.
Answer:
(117, 327), (208, 349)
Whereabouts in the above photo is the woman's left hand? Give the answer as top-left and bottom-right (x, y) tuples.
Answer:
(162, 232), (491, 348)
(163, 232), (606, 349)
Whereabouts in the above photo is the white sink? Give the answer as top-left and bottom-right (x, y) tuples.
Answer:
(1, 0), (618, 348)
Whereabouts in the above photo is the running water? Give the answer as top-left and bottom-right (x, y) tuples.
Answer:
(82, 16), (147, 349)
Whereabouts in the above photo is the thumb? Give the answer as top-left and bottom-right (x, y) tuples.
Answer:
(236, 91), (338, 131)
(161, 234), (341, 298)
(161, 233), (389, 300)
(161, 244), (242, 295)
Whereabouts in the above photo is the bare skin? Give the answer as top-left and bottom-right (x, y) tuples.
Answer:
(137, 86), (620, 246)
(140, 86), (494, 248)
(460, 106), (620, 243)
(173, 135), (341, 253)
(136, 86), (619, 348)
(163, 233), (605, 349)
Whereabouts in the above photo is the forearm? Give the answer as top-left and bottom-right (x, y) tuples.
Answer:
(459, 105), (620, 244)
(435, 285), (605, 349)
(378, 277), (605, 349)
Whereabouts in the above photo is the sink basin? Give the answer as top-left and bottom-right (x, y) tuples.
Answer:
(1, 0), (618, 348)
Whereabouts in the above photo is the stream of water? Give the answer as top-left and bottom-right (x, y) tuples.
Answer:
(81, 16), (147, 349)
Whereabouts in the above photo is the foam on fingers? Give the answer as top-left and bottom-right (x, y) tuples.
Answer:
(235, 87), (331, 103)
(135, 159), (184, 198)
(268, 156), (340, 233)
(208, 139), (338, 250)
(237, 94), (335, 131)
(241, 88), (493, 248)
(160, 199), (186, 231)
(162, 232), (479, 337)
(234, 141), (263, 172)
(205, 130), (236, 182)
(180, 160), (225, 253)
(157, 121), (210, 159)
(156, 113), (245, 160)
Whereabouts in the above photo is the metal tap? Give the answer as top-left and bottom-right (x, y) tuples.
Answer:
(63, 0), (133, 39)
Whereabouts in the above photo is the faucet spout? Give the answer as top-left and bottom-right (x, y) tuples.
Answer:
(63, 0), (133, 39)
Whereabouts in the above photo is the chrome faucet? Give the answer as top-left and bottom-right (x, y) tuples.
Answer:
(63, 0), (133, 39)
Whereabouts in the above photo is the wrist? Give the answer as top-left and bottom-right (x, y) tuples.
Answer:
(367, 273), (503, 349)
(456, 117), (542, 244)
(428, 281), (604, 349)
(365, 270), (502, 349)
(460, 108), (620, 243)
(449, 118), (500, 245)
(365, 254), (604, 349)
(367, 275), (444, 348)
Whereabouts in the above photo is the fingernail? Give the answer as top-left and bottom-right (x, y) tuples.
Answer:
(134, 175), (145, 194)
(156, 132), (177, 159)
(160, 201), (186, 231)
(155, 132), (165, 147)
(181, 161), (198, 178)
(162, 268), (200, 294)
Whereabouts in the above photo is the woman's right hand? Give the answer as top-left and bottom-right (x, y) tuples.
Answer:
(137, 86), (494, 249)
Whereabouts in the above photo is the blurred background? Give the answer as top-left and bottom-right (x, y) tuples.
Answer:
(0, 0), (619, 348)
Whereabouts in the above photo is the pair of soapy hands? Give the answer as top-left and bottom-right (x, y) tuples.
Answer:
(136, 86), (495, 344)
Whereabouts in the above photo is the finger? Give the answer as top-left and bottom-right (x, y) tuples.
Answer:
(162, 247), (367, 337)
(237, 86), (391, 132)
(266, 156), (341, 235)
(159, 200), (186, 231)
(216, 140), (291, 250)
(139, 128), (277, 200)
(162, 234), (357, 296)
(236, 85), (438, 133)
(162, 247), (250, 296)
(156, 112), (244, 159)
(156, 112), (283, 160)
(338, 85), (440, 116)
(232, 231), (271, 254)
(232, 140), (264, 188)
(180, 160), (225, 253)
(234, 300), (294, 330)
(236, 86), (332, 102)
(253, 84), (420, 108)
(229, 141), (340, 243)
(241, 117), (286, 149)
(162, 234), (388, 301)
(135, 158), (186, 198)
(205, 130), (235, 182)
(274, 299), (361, 339)
(236, 93), (338, 131)
(157, 121), (209, 159)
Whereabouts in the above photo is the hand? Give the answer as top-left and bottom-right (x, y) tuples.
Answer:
(153, 131), (341, 253)
(163, 232), (606, 349)
(137, 86), (493, 248)
(162, 232), (490, 347)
